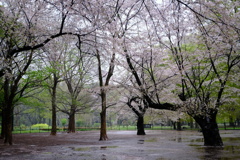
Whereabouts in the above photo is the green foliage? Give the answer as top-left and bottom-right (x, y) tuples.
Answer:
(20, 124), (26, 128)
(76, 119), (84, 127)
(0, 28), (4, 38)
(0, 89), (3, 109)
(31, 123), (49, 129)
(93, 123), (100, 128)
(61, 118), (67, 127)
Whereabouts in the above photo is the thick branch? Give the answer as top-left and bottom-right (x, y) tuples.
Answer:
(125, 53), (176, 111)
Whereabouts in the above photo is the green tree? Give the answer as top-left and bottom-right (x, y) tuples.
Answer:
(61, 118), (67, 127)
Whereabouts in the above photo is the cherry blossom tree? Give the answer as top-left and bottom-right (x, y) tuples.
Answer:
(172, 0), (240, 146)
(142, 0), (240, 146)
(0, 0), (119, 144)
(58, 36), (95, 133)
(41, 38), (67, 136)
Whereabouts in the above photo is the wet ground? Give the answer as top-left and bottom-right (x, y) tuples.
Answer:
(0, 130), (240, 160)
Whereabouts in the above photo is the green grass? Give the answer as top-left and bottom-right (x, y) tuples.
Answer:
(7, 125), (240, 134)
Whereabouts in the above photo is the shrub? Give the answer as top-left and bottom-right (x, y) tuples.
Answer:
(31, 123), (49, 129)
(61, 118), (67, 127)
(93, 123), (100, 128)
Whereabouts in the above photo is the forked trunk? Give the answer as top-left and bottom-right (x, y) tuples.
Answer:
(96, 46), (114, 141)
(137, 116), (146, 135)
(194, 114), (223, 146)
(68, 112), (75, 133)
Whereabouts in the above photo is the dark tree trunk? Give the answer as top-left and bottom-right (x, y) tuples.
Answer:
(172, 121), (176, 130)
(99, 91), (108, 141)
(0, 109), (6, 139)
(96, 48), (114, 141)
(189, 118), (194, 129)
(50, 75), (58, 136)
(4, 114), (13, 145)
(50, 102), (57, 135)
(177, 119), (182, 131)
(100, 111), (108, 140)
(68, 111), (75, 133)
(229, 116), (235, 127)
(4, 106), (13, 145)
(137, 116), (145, 135)
(3, 78), (14, 145)
(237, 118), (240, 126)
(194, 114), (223, 146)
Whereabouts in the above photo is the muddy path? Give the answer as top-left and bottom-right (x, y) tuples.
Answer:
(0, 130), (240, 160)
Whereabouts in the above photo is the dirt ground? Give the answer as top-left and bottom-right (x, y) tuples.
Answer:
(0, 130), (240, 160)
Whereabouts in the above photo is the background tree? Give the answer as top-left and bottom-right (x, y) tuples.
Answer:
(58, 37), (95, 133)
(0, 0), (103, 142)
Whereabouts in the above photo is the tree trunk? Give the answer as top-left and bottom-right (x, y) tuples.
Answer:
(177, 119), (182, 131)
(0, 109), (5, 139)
(189, 118), (194, 129)
(4, 106), (13, 145)
(96, 44), (115, 141)
(50, 76), (58, 136)
(3, 78), (14, 145)
(237, 118), (240, 126)
(172, 122), (176, 130)
(68, 111), (75, 133)
(137, 116), (146, 135)
(194, 114), (223, 146)
(50, 102), (57, 135)
(99, 91), (108, 141)
(229, 116), (235, 127)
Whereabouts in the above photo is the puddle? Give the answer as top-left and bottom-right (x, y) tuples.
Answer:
(169, 137), (183, 143)
(156, 158), (169, 160)
(224, 145), (240, 153)
(190, 138), (204, 143)
(1, 153), (12, 156)
(138, 140), (144, 144)
(189, 144), (201, 148)
(3, 130), (240, 160)
(145, 138), (157, 142)
(104, 146), (118, 148)
(222, 137), (240, 142)
(190, 142), (240, 159)
(78, 153), (91, 157)
(74, 147), (91, 151)
(73, 146), (118, 151)
(100, 146), (118, 150)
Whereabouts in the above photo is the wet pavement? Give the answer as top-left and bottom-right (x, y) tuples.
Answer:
(0, 130), (240, 160)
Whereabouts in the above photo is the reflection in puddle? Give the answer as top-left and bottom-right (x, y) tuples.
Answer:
(170, 137), (182, 143)
(145, 138), (158, 142)
(190, 141), (240, 159)
(100, 146), (118, 150)
(222, 137), (240, 142)
(190, 138), (204, 143)
(73, 146), (118, 151)
(224, 145), (240, 153)
(138, 140), (144, 144)
(74, 147), (90, 151)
